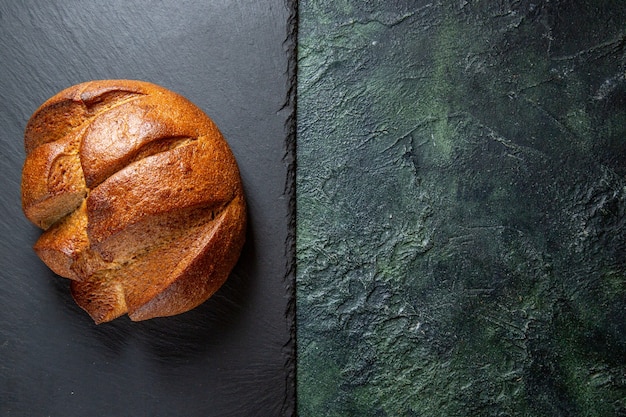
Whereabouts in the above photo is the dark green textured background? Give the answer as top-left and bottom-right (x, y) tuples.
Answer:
(296, 1), (626, 416)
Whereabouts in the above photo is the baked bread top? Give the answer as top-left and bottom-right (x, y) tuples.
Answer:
(21, 80), (246, 324)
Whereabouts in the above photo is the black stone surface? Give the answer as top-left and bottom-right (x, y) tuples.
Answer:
(297, 1), (626, 416)
(0, 1), (295, 416)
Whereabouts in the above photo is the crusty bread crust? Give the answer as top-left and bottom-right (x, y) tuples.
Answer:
(21, 80), (246, 323)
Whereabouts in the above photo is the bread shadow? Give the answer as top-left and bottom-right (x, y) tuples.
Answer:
(137, 238), (257, 362)
(48, 225), (257, 363)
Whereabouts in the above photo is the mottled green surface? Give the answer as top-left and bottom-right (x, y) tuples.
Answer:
(296, 1), (626, 416)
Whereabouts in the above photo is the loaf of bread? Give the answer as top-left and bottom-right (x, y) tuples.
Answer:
(21, 80), (246, 324)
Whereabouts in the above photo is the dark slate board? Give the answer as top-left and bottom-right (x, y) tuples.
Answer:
(0, 1), (296, 416)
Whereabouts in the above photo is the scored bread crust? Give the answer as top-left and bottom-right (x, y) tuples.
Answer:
(21, 80), (246, 324)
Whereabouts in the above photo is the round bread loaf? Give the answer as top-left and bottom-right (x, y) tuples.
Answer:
(21, 80), (246, 324)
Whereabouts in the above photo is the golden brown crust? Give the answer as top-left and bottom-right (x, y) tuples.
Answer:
(21, 80), (246, 323)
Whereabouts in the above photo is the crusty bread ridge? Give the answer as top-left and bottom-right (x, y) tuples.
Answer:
(21, 80), (246, 324)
